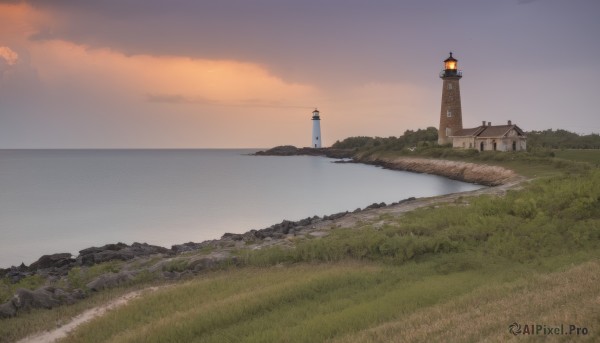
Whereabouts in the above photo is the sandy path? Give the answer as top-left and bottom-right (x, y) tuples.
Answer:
(17, 287), (162, 343)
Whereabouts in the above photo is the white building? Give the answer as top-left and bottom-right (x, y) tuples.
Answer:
(451, 120), (527, 151)
(311, 108), (322, 148)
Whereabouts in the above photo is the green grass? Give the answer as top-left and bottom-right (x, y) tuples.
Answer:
(0, 275), (46, 303)
(57, 262), (529, 343)
(0, 283), (165, 343)
(356, 145), (598, 178)
(554, 149), (600, 166)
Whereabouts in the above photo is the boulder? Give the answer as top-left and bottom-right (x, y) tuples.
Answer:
(77, 242), (172, 266)
(29, 253), (75, 271)
(0, 301), (16, 318)
(79, 243), (128, 256)
(13, 287), (62, 311)
(86, 271), (136, 291)
(0, 287), (87, 318)
(4, 264), (31, 283)
(365, 202), (387, 210)
(221, 233), (243, 241)
(171, 241), (215, 254)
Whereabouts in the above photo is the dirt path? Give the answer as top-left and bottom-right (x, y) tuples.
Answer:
(17, 287), (162, 343)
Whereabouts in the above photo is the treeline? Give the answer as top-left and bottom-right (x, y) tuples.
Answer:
(527, 129), (600, 149)
(331, 127), (438, 150)
(332, 127), (600, 151)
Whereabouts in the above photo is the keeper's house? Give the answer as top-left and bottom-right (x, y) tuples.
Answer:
(451, 120), (527, 152)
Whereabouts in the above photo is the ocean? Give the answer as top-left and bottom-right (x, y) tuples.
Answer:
(0, 149), (484, 267)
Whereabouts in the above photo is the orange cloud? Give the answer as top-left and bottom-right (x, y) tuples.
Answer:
(0, 46), (18, 65)
(1, 2), (317, 109)
(21, 39), (316, 110)
(0, 3), (55, 43)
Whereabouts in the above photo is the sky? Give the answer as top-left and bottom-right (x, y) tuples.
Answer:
(0, 0), (599, 148)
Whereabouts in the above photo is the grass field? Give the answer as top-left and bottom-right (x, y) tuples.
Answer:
(2, 149), (599, 342)
(56, 259), (599, 343)
(554, 149), (600, 166)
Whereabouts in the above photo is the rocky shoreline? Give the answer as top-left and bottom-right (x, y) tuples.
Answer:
(0, 148), (521, 319)
(256, 145), (519, 186)
(0, 198), (417, 318)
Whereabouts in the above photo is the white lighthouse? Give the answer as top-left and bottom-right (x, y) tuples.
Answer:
(311, 108), (322, 148)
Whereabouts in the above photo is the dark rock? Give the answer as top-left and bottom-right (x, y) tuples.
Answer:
(13, 287), (62, 311)
(222, 233), (243, 241)
(5, 265), (31, 284)
(0, 287), (88, 317)
(323, 211), (349, 221)
(130, 242), (172, 255)
(77, 242), (172, 266)
(171, 241), (215, 254)
(254, 146), (354, 158)
(86, 271), (135, 291)
(0, 300), (17, 318)
(29, 253), (75, 271)
(254, 145), (299, 156)
(365, 202), (387, 210)
(79, 243), (128, 256)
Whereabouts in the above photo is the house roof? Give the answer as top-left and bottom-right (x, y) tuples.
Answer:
(451, 124), (526, 138)
(453, 127), (485, 137)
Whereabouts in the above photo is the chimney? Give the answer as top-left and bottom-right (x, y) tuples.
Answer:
(482, 121), (486, 126)
(508, 120), (512, 125)
(487, 122), (491, 127)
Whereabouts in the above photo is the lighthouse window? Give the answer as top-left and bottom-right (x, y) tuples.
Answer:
(316, 137), (319, 140)
(446, 127), (451, 136)
(448, 83), (453, 90)
(447, 110), (452, 117)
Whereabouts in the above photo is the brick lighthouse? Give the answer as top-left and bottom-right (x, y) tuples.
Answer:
(438, 52), (464, 145)
(312, 108), (322, 148)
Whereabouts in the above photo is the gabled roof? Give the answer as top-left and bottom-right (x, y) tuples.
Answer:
(451, 124), (526, 138)
(453, 126), (485, 137)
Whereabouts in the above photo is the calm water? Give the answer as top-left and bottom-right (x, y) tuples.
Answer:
(0, 149), (483, 267)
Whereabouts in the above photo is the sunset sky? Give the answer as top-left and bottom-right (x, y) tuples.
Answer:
(1, 0), (599, 148)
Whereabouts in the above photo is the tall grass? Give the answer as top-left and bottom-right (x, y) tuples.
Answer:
(60, 262), (514, 343)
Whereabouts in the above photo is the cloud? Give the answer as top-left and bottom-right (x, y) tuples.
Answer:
(0, 46), (18, 65)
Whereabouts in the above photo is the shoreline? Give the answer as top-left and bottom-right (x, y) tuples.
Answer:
(256, 146), (520, 186)
(0, 151), (524, 319)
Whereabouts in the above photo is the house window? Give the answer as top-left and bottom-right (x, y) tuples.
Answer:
(447, 110), (452, 117)
(445, 127), (451, 137)
(448, 83), (453, 90)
